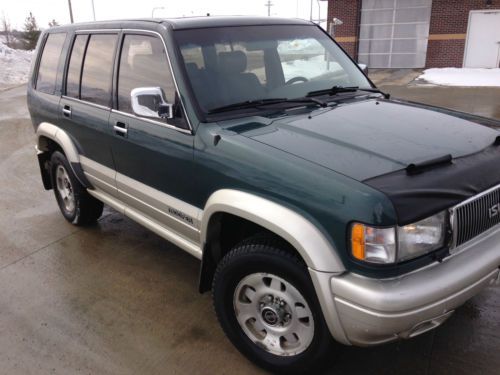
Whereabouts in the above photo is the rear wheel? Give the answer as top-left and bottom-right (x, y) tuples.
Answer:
(212, 236), (335, 374)
(50, 151), (103, 225)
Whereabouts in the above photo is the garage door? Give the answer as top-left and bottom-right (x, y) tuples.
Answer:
(464, 10), (500, 68)
(358, 0), (432, 68)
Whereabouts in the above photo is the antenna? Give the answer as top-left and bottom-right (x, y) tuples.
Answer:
(264, 0), (274, 17)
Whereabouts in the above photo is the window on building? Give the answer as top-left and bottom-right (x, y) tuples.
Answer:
(65, 35), (88, 98)
(117, 34), (175, 114)
(36, 33), (66, 94)
(358, 0), (432, 68)
(80, 34), (117, 106)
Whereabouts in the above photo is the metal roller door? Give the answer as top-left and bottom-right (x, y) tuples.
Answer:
(358, 0), (432, 68)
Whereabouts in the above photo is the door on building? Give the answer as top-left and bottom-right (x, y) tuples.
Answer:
(358, 0), (432, 68)
(464, 10), (500, 68)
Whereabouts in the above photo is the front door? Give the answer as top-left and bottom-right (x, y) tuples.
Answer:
(108, 31), (199, 242)
(464, 10), (500, 68)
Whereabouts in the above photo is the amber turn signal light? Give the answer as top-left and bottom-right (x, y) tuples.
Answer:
(351, 223), (365, 260)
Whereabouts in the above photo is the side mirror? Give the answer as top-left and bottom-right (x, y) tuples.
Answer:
(358, 63), (368, 74)
(131, 87), (173, 120)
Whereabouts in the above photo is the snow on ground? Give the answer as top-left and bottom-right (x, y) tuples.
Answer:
(418, 68), (500, 87)
(0, 37), (34, 87)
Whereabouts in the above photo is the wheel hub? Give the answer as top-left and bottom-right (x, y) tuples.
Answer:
(261, 306), (280, 326)
(55, 165), (75, 213)
(233, 273), (314, 356)
(260, 296), (290, 327)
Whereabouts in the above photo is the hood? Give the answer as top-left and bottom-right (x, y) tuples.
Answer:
(238, 99), (499, 181)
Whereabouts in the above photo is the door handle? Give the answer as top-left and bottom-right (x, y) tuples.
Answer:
(62, 105), (72, 117)
(114, 121), (128, 136)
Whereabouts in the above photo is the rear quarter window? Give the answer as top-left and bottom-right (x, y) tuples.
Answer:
(36, 33), (67, 94)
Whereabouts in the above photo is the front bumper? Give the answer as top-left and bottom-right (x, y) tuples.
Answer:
(310, 225), (500, 346)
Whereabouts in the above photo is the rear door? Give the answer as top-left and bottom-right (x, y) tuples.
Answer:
(59, 31), (118, 195)
(108, 31), (199, 242)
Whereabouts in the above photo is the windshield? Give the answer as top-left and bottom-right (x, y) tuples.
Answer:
(174, 25), (372, 115)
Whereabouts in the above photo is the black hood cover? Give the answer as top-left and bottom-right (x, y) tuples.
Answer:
(364, 143), (500, 225)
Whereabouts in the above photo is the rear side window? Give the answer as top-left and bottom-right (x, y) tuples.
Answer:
(66, 35), (88, 98)
(80, 34), (117, 106)
(36, 33), (66, 94)
(117, 34), (175, 113)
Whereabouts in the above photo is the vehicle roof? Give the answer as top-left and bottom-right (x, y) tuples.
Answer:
(163, 16), (313, 29)
(45, 16), (314, 32)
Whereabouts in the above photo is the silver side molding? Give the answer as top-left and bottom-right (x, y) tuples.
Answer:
(201, 189), (345, 273)
(80, 155), (202, 244)
(80, 155), (117, 196)
(87, 188), (202, 259)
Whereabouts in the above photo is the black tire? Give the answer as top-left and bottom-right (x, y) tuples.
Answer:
(50, 151), (103, 225)
(212, 235), (335, 374)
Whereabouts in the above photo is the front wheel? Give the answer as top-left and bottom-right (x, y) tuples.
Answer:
(212, 236), (335, 374)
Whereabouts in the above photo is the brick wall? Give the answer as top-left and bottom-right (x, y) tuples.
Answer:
(327, 0), (500, 68)
(426, 0), (500, 67)
(326, 0), (361, 59)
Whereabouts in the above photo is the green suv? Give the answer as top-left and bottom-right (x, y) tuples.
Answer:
(27, 16), (500, 373)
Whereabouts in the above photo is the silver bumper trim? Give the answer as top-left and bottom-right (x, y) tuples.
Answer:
(312, 225), (500, 346)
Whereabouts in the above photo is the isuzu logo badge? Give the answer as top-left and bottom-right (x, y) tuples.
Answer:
(489, 203), (500, 219)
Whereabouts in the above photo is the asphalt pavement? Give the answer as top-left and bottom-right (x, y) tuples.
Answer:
(0, 83), (499, 374)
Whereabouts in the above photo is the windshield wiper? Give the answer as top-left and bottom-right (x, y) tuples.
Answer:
(307, 85), (359, 97)
(307, 85), (390, 99)
(208, 97), (327, 114)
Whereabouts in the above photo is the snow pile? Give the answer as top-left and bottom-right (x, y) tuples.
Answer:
(418, 68), (500, 87)
(281, 54), (341, 81)
(278, 39), (323, 54)
(0, 37), (34, 87)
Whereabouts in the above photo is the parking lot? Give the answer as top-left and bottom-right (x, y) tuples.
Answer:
(0, 83), (499, 374)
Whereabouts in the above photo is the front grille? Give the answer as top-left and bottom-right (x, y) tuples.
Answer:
(452, 185), (500, 247)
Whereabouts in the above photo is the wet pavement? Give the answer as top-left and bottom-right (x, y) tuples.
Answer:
(0, 84), (499, 374)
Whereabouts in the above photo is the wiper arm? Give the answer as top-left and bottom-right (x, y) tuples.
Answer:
(307, 85), (391, 99)
(208, 97), (327, 114)
(307, 85), (359, 97)
(357, 87), (391, 99)
(208, 98), (289, 114)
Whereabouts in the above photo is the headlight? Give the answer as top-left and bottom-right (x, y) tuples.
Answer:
(397, 211), (447, 261)
(350, 211), (447, 264)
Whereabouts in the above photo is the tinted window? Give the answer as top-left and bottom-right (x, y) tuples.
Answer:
(81, 34), (117, 106)
(215, 43), (266, 85)
(117, 34), (174, 114)
(181, 44), (205, 69)
(175, 26), (372, 114)
(36, 33), (66, 94)
(66, 35), (88, 98)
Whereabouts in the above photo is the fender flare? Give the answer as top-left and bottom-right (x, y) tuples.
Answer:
(36, 122), (91, 188)
(200, 189), (345, 273)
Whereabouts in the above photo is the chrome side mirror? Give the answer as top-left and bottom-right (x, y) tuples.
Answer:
(131, 87), (173, 120)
